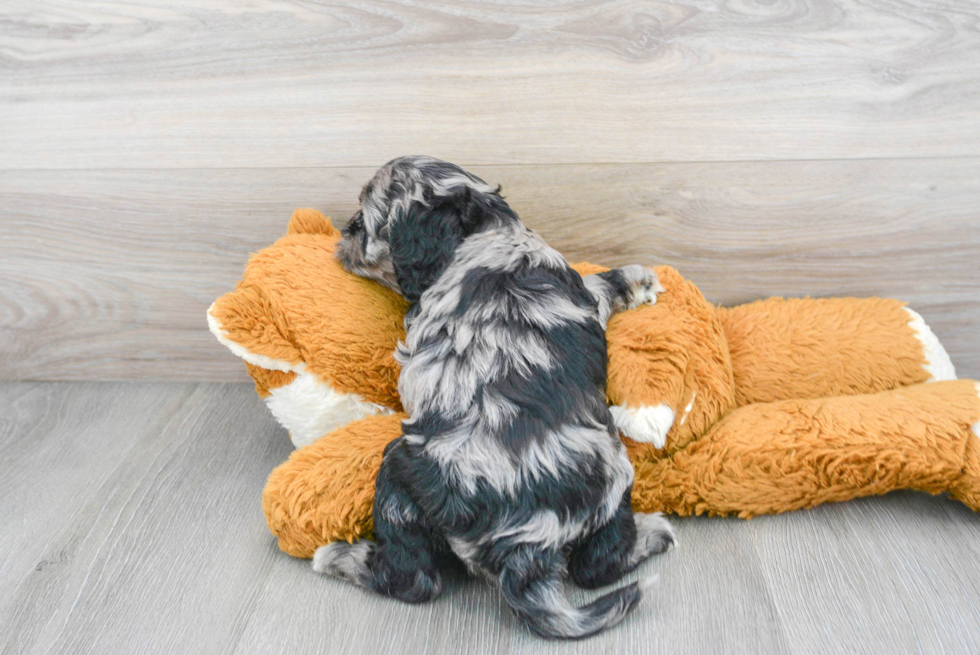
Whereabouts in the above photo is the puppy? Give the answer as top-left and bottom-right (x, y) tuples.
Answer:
(316, 156), (675, 639)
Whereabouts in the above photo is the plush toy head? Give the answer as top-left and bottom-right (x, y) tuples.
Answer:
(208, 209), (407, 446)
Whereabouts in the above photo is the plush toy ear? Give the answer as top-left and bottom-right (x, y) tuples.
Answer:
(389, 188), (486, 302)
(287, 208), (338, 237)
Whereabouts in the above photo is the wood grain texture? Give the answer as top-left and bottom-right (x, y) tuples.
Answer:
(2, 160), (978, 381)
(2, 0), (979, 169)
(234, 516), (787, 655)
(0, 382), (197, 655)
(748, 492), (980, 654)
(0, 382), (292, 655)
(3, 382), (980, 654)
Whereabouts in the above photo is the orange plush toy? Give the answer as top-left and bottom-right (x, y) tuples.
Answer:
(209, 209), (980, 558)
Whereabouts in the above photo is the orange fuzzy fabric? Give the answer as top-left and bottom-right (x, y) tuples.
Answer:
(265, 382), (980, 558)
(264, 414), (406, 557)
(718, 298), (930, 406)
(606, 264), (737, 456)
(210, 209), (407, 409)
(630, 380), (980, 517)
(245, 364), (296, 399)
(208, 210), (980, 558)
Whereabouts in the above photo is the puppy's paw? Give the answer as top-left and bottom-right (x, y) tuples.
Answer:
(633, 512), (676, 560)
(620, 265), (664, 309)
(313, 540), (373, 584)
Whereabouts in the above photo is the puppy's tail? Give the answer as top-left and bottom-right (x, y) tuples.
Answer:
(499, 549), (652, 640)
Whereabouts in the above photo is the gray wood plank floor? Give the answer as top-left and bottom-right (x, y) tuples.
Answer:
(2, 381), (979, 655)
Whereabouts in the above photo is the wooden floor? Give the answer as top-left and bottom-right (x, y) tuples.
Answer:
(1, 381), (979, 655)
(3, 1), (980, 653)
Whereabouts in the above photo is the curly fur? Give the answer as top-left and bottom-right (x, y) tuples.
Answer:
(320, 156), (674, 639)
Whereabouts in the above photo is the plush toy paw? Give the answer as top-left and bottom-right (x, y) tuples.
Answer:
(621, 265), (665, 309)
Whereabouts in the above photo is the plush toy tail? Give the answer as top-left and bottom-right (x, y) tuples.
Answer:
(630, 380), (980, 517)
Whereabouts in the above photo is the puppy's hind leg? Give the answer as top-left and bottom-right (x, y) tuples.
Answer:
(313, 449), (444, 603)
(583, 265), (663, 328)
(568, 492), (676, 590)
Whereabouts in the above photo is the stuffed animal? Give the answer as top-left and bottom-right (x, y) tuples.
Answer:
(209, 209), (980, 558)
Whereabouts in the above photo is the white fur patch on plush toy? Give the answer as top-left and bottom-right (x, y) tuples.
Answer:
(610, 403), (676, 448)
(266, 371), (394, 448)
(208, 303), (392, 448)
(904, 307), (957, 381)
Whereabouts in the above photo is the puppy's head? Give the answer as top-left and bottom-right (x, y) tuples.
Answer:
(337, 156), (514, 302)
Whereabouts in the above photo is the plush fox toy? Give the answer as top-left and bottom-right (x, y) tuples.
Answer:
(209, 209), (980, 558)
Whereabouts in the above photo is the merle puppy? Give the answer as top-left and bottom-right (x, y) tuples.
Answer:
(315, 156), (675, 639)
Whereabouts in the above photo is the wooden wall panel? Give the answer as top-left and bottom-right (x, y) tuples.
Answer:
(2, 0), (979, 169)
(2, 159), (977, 381)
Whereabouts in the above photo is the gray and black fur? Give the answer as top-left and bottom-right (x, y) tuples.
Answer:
(318, 156), (675, 639)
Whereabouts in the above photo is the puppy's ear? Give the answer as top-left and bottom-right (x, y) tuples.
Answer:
(456, 185), (494, 236)
(389, 197), (463, 303)
(390, 188), (489, 302)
